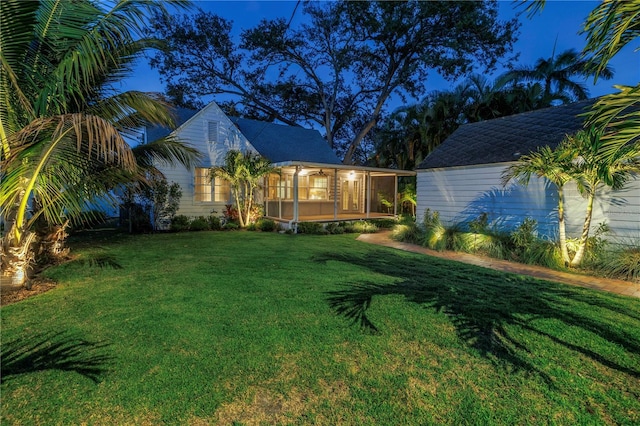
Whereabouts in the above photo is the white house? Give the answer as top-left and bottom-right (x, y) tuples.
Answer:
(147, 101), (415, 227)
(416, 100), (640, 242)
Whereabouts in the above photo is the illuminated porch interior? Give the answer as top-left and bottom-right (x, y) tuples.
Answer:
(263, 162), (415, 226)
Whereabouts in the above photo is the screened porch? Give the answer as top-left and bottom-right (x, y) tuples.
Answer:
(263, 162), (415, 227)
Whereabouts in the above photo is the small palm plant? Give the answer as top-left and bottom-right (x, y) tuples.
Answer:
(210, 150), (276, 228)
(503, 127), (640, 267)
(502, 143), (574, 265)
(565, 127), (640, 266)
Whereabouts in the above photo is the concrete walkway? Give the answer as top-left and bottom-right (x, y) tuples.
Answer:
(357, 232), (640, 299)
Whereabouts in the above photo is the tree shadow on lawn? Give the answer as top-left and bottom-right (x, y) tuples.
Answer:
(1, 331), (113, 384)
(316, 249), (640, 381)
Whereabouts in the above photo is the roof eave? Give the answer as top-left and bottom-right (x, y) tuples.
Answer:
(272, 161), (416, 176)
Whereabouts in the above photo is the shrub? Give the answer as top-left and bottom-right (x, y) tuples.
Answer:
(223, 204), (239, 222)
(249, 204), (264, 224)
(422, 209), (447, 251)
(223, 222), (239, 230)
(325, 222), (345, 234)
(526, 240), (564, 269)
(507, 218), (563, 268)
(595, 243), (640, 283)
(346, 221), (378, 234)
(510, 218), (538, 251)
(189, 216), (210, 231)
(208, 215), (222, 231)
(391, 223), (424, 244)
(170, 215), (191, 232)
(256, 218), (277, 232)
(451, 231), (507, 259)
(297, 222), (327, 235)
(368, 218), (397, 229)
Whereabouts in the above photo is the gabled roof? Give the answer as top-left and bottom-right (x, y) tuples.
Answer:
(145, 104), (341, 165)
(229, 117), (341, 164)
(416, 100), (595, 170)
(145, 107), (198, 143)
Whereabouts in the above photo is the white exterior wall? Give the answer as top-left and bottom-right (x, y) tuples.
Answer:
(417, 163), (640, 243)
(153, 102), (257, 218)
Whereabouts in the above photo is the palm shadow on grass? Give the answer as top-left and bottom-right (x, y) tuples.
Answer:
(1, 331), (113, 384)
(71, 253), (123, 269)
(317, 249), (640, 380)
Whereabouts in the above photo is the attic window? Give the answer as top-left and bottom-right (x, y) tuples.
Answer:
(207, 121), (219, 143)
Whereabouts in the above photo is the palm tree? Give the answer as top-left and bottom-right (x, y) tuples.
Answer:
(0, 0), (193, 288)
(497, 48), (613, 104)
(211, 150), (276, 228)
(502, 144), (575, 265)
(583, 1), (640, 160)
(564, 127), (640, 267)
(372, 104), (426, 170)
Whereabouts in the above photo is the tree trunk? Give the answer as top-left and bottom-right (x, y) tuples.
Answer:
(570, 191), (595, 267)
(556, 187), (571, 265)
(232, 187), (245, 228)
(1, 228), (37, 290)
(36, 221), (70, 263)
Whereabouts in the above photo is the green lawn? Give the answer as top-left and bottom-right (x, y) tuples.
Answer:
(1, 231), (639, 425)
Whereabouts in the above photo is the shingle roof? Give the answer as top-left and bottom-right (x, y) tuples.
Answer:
(229, 117), (341, 164)
(416, 100), (595, 170)
(145, 107), (198, 143)
(146, 105), (341, 165)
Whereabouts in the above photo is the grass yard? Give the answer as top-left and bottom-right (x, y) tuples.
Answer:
(1, 231), (639, 425)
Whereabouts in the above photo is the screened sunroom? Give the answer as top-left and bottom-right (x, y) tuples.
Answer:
(263, 161), (416, 226)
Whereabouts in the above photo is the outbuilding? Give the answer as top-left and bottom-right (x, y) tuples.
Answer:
(415, 100), (639, 242)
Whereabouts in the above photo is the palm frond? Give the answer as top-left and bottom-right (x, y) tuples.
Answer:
(582, 0), (640, 80)
(584, 85), (640, 159)
(132, 136), (202, 171)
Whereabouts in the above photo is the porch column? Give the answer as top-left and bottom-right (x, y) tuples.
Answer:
(394, 174), (398, 217)
(333, 168), (338, 220)
(293, 166), (300, 223)
(278, 173), (282, 219)
(366, 171), (371, 219)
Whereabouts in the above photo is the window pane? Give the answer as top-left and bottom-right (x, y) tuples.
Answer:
(195, 168), (212, 202)
(309, 175), (328, 200)
(214, 178), (230, 202)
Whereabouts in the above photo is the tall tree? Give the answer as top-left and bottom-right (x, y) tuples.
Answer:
(0, 0), (197, 288)
(497, 48), (613, 104)
(148, 0), (519, 164)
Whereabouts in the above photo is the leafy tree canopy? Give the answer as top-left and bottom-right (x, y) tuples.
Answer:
(147, 0), (519, 163)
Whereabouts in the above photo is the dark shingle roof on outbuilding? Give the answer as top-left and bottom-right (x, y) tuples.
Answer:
(229, 117), (341, 164)
(416, 100), (594, 170)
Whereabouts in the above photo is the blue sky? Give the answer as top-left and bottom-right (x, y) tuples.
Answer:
(122, 0), (639, 106)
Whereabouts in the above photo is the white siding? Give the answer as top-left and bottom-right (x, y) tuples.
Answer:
(153, 102), (257, 218)
(417, 163), (640, 243)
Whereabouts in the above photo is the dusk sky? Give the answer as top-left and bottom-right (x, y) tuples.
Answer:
(122, 0), (640, 108)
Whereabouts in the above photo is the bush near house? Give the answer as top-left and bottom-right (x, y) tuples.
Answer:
(393, 209), (640, 282)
